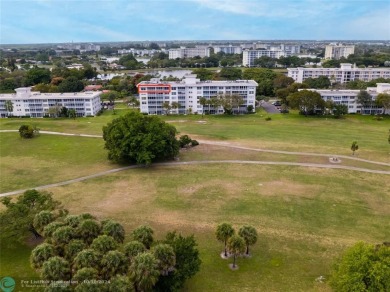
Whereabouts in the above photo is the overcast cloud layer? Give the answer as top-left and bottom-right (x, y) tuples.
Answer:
(1, 0), (389, 44)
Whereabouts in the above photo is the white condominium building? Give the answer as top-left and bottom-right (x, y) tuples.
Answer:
(0, 87), (102, 118)
(325, 44), (355, 60)
(243, 49), (286, 67)
(288, 63), (390, 84)
(305, 83), (390, 114)
(137, 74), (258, 115)
(168, 47), (211, 59)
(117, 49), (163, 56)
(213, 45), (242, 54)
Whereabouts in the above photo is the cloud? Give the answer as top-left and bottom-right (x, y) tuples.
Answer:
(190, 0), (347, 18)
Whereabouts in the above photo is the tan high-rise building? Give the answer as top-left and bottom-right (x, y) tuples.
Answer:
(325, 44), (355, 60)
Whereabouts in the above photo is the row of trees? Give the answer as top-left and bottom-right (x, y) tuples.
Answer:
(0, 190), (201, 291)
(0, 64), (96, 93)
(216, 223), (258, 269)
(281, 89), (390, 117)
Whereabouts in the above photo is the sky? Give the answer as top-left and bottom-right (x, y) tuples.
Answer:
(1, 0), (390, 44)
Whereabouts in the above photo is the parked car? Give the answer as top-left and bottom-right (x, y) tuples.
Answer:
(272, 101), (281, 106)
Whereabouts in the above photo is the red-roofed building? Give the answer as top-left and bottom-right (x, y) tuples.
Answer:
(84, 85), (103, 91)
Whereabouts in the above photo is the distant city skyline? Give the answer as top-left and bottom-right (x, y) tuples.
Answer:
(1, 0), (389, 44)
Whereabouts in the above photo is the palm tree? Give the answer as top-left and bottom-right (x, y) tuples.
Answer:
(52, 226), (76, 250)
(72, 267), (98, 282)
(227, 235), (246, 269)
(162, 101), (171, 115)
(101, 250), (128, 279)
(110, 275), (134, 292)
(78, 219), (101, 244)
(238, 226), (258, 256)
(73, 249), (100, 270)
(90, 235), (118, 254)
(130, 252), (160, 292)
(30, 243), (56, 269)
(199, 97), (207, 117)
(131, 225), (154, 249)
(216, 223), (235, 257)
(4, 100), (13, 117)
(171, 101), (179, 114)
(41, 256), (71, 281)
(68, 109), (77, 119)
(124, 241), (146, 263)
(351, 141), (359, 156)
(152, 243), (176, 276)
(102, 220), (125, 243)
(33, 211), (55, 234)
(64, 239), (85, 262)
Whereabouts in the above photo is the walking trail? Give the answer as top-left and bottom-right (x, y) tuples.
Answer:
(1, 130), (389, 197)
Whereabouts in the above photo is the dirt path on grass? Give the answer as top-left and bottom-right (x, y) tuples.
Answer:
(1, 160), (389, 198)
(1, 130), (389, 166)
(1, 130), (389, 197)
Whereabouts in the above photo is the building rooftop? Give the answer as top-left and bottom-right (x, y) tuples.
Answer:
(0, 87), (102, 99)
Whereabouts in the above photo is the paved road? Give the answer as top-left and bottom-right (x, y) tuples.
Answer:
(260, 101), (280, 114)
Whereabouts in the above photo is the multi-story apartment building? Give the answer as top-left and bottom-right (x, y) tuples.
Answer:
(254, 44), (301, 54)
(325, 44), (355, 60)
(117, 49), (163, 56)
(0, 87), (102, 118)
(213, 45), (242, 54)
(168, 47), (211, 59)
(305, 83), (390, 114)
(288, 63), (390, 84)
(243, 49), (287, 67)
(137, 75), (257, 115)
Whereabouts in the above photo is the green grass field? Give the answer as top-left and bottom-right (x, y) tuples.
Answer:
(0, 110), (389, 291)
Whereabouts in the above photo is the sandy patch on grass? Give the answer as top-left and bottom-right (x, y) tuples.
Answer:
(258, 180), (319, 198)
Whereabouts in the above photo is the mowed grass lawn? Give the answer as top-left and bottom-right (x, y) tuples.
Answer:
(0, 133), (113, 193)
(1, 109), (389, 162)
(7, 164), (387, 291)
(0, 112), (389, 291)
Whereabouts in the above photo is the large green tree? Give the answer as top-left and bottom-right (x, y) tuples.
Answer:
(357, 90), (373, 114)
(103, 112), (180, 165)
(287, 90), (326, 115)
(376, 93), (390, 114)
(191, 68), (214, 81)
(218, 68), (242, 80)
(154, 232), (201, 292)
(330, 242), (390, 292)
(25, 67), (51, 85)
(0, 190), (67, 242)
(303, 76), (331, 89)
(58, 76), (84, 93)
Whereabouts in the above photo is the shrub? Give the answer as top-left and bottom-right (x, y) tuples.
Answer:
(19, 124), (35, 138)
(265, 117), (272, 121)
(179, 135), (192, 148)
(191, 140), (199, 146)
